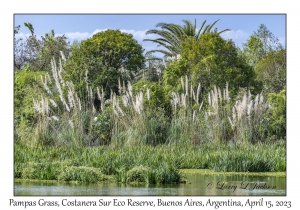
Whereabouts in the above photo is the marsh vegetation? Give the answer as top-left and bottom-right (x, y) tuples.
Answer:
(14, 19), (286, 184)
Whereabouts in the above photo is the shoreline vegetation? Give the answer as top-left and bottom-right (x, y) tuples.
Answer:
(14, 21), (286, 184)
(14, 142), (286, 184)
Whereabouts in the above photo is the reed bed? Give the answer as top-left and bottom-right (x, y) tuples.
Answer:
(14, 141), (285, 183)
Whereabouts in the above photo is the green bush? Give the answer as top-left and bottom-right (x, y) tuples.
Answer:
(64, 29), (145, 99)
(132, 79), (170, 112)
(93, 106), (113, 145)
(58, 166), (107, 183)
(163, 33), (259, 97)
(14, 65), (47, 142)
(126, 166), (149, 183)
(22, 161), (67, 180)
(267, 87), (286, 140)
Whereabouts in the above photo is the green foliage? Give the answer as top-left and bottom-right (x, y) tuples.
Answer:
(14, 23), (70, 72)
(14, 65), (47, 142)
(242, 24), (283, 67)
(15, 142), (285, 184)
(242, 36), (264, 67)
(144, 19), (229, 58)
(14, 65), (45, 117)
(126, 166), (149, 183)
(132, 79), (170, 111)
(267, 87), (286, 140)
(163, 33), (258, 96)
(93, 107), (113, 145)
(22, 161), (70, 180)
(58, 166), (107, 182)
(255, 49), (286, 94)
(64, 29), (145, 98)
(163, 59), (190, 94)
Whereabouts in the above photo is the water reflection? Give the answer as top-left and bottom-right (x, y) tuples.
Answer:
(14, 174), (286, 196)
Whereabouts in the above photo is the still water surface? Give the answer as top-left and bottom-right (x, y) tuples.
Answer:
(15, 174), (286, 196)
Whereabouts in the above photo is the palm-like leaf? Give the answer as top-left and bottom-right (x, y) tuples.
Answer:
(144, 19), (230, 58)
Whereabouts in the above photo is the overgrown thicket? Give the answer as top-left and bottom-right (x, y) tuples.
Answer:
(14, 21), (286, 183)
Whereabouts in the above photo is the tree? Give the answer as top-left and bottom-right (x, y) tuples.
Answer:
(267, 87), (286, 140)
(242, 24), (283, 67)
(143, 19), (229, 58)
(163, 32), (258, 96)
(255, 49), (286, 93)
(14, 23), (70, 72)
(64, 29), (145, 98)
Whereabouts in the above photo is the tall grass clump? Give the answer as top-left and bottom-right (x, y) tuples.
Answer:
(167, 76), (204, 145)
(167, 76), (271, 145)
(228, 92), (270, 143)
(109, 81), (169, 146)
(30, 56), (103, 147)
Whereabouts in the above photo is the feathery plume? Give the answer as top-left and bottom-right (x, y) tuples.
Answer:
(196, 83), (201, 104)
(185, 76), (188, 96)
(146, 88), (150, 100)
(49, 99), (57, 108)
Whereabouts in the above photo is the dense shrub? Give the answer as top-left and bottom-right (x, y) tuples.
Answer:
(163, 33), (260, 98)
(267, 87), (286, 140)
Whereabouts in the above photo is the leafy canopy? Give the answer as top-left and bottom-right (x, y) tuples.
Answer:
(143, 19), (229, 58)
(163, 32), (258, 96)
(242, 24), (283, 67)
(64, 29), (145, 98)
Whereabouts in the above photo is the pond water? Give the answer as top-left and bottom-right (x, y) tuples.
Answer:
(14, 174), (286, 196)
